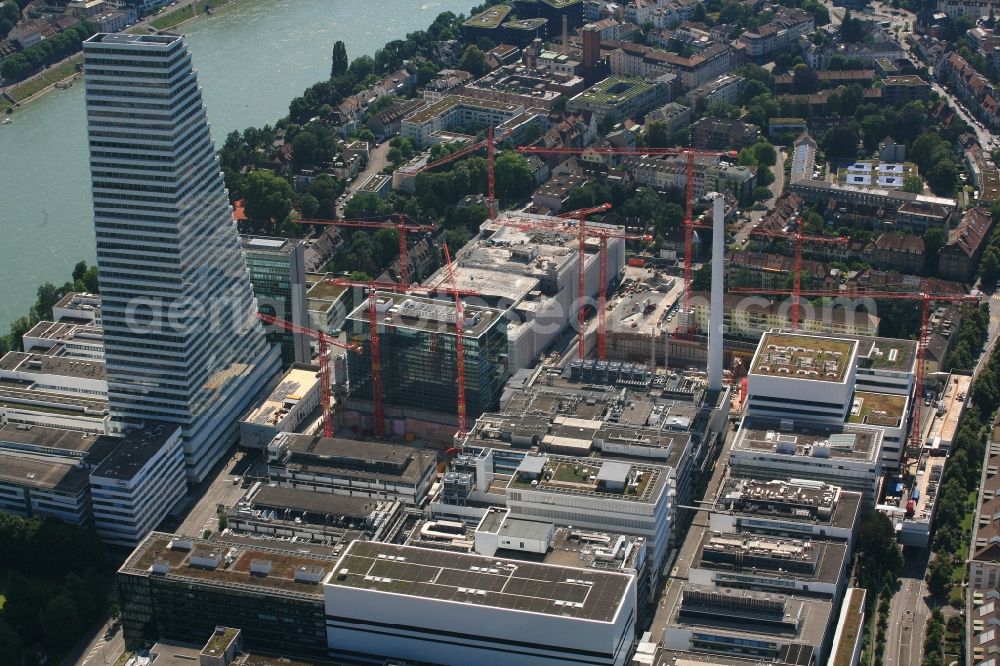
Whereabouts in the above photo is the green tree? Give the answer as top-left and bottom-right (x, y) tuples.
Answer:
(459, 45), (486, 77)
(494, 151), (535, 202)
(752, 141), (777, 167)
(839, 10), (866, 43)
(926, 555), (953, 598)
(242, 170), (293, 226)
(927, 159), (959, 196)
(821, 125), (859, 159)
(923, 226), (946, 274)
(644, 120), (671, 148)
(331, 40), (348, 78)
(693, 2), (707, 22)
(903, 174), (923, 194)
(792, 64), (820, 94)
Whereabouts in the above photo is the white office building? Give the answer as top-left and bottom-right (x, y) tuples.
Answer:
(325, 540), (637, 666)
(89, 423), (187, 547)
(83, 33), (279, 481)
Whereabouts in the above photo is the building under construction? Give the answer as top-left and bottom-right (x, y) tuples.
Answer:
(343, 292), (509, 438)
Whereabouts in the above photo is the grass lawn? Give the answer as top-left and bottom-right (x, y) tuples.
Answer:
(0, 593), (5, 610)
(2, 56), (82, 110)
(150, 0), (236, 31)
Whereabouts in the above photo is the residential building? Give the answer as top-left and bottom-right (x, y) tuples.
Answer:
(238, 365), (321, 448)
(532, 173), (590, 211)
(664, 42), (739, 90)
(935, 0), (1000, 18)
(790, 132), (818, 182)
(422, 68), (473, 103)
(690, 116), (761, 150)
(937, 52), (1000, 130)
(968, 418), (1000, 662)
(685, 73), (744, 108)
(881, 75), (931, 103)
(788, 179), (957, 225)
(802, 41), (904, 69)
(861, 233), (926, 273)
(646, 101), (693, 135)
(769, 117), (807, 141)
(84, 34), (280, 482)
(401, 95), (525, 146)
(241, 236), (310, 367)
(326, 540), (636, 666)
(9, 19), (55, 48)
(266, 433), (438, 506)
(689, 292), (880, 339)
(566, 75), (671, 122)
(939, 206), (993, 282)
(968, 25), (1000, 75)
(739, 9), (814, 60)
(624, 153), (757, 202)
(895, 199), (953, 232)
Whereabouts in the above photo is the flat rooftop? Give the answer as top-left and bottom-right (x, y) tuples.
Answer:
(406, 94), (522, 124)
(0, 452), (89, 494)
(508, 454), (668, 503)
(734, 418), (881, 463)
(669, 584), (830, 663)
(346, 291), (503, 338)
(24, 320), (103, 345)
(849, 391), (906, 427)
(121, 532), (337, 600)
(718, 477), (861, 530)
(463, 4), (512, 28)
(0, 351), (106, 381)
(241, 235), (300, 254)
(857, 336), (917, 372)
(575, 76), (656, 104)
(243, 367), (320, 427)
(274, 434), (435, 485)
(247, 484), (393, 520)
(751, 332), (856, 383)
(330, 540), (632, 623)
(306, 274), (348, 301)
(0, 422), (115, 460)
(90, 422), (181, 480)
(694, 531), (848, 586)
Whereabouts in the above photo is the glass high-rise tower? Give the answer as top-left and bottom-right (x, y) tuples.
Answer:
(83, 33), (280, 481)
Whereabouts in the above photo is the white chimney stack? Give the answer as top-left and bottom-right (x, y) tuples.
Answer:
(708, 195), (724, 391)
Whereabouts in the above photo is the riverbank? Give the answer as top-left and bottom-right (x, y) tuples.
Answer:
(1, 0), (245, 112)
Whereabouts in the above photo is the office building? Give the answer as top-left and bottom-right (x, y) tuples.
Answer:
(89, 423), (187, 547)
(567, 76), (671, 122)
(730, 418), (884, 503)
(241, 236), (310, 367)
(238, 365), (322, 448)
(325, 540), (636, 666)
(345, 292), (509, 434)
(266, 432), (437, 506)
(713, 477), (862, 545)
(117, 532), (335, 660)
(84, 34), (280, 481)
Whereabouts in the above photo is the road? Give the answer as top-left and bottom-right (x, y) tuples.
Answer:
(64, 618), (124, 666)
(336, 142), (391, 217)
(176, 446), (260, 537)
(732, 147), (786, 248)
(885, 553), (931, 666)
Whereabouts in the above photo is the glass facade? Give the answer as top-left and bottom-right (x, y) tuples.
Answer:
(242, 237), (309, 368)
(117, 571), (328, 659)
(347, 301), (509, 419)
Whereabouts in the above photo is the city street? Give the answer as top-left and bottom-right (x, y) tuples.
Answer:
(884, 559), (931, 666)
(336, 142), (391, 218)
(65, 618), (124, 666)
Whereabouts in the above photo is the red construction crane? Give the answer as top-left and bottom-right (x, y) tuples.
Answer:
(748, 218), (848, 331)
(518, 145), (737, 336)
(403, 126), (513, 219)
(727, 287), (980, 467)
(256, 312), (361, 438)
(296, 215), (435, 288)
(502, 208), (654, 361)
(329, 278), (481, 438)
(441, 244), (467, 438)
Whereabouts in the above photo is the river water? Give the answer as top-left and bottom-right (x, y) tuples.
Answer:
(0, 0), (474, 330)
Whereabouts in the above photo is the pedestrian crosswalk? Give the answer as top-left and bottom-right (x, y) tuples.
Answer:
(991, 293), (1000, 301)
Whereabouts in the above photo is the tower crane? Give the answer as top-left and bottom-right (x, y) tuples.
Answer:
(329, 278), (480, 438)
(727, 287), (980, 467)
(441, 244), (467, 437)
(518, 144), (737, 335)
(256, 312), (361, 438)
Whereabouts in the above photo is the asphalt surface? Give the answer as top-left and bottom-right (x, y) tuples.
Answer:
(885, 558), (931, 666)
(336, 142), (391, 218)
